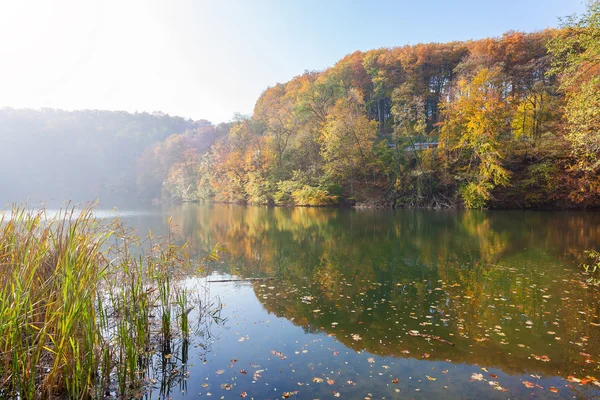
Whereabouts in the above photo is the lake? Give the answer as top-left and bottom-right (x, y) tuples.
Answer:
(112, 204), (600, 399)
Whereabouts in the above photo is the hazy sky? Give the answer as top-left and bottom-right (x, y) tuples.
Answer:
(0, 0), (586, 123)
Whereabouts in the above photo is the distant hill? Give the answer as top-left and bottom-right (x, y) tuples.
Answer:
(0, 108), (206, 205)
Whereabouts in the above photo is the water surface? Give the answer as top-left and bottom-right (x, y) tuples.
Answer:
(122, 204), (600, 399)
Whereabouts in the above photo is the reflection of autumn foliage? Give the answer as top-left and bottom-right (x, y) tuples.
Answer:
(158, 204), (600, 379)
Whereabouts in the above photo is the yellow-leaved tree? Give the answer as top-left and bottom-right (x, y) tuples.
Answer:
(320, 89), (379, 199)
(441, 67), (512, 208)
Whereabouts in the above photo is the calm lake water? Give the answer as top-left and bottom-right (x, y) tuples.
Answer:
(115, 204), (600, 399)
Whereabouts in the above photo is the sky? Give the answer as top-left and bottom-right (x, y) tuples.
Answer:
(0, 0), (587, 124)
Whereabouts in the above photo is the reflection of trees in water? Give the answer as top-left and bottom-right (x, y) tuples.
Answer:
(160, 205), (600, 377)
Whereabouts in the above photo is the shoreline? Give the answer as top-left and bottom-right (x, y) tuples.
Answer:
(171, 199), (600, 211)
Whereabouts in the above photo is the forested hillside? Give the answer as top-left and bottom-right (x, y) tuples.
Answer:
(0, 108), (215, 203)
(2, 4), (598, 209)
(141, 3), (599, 209)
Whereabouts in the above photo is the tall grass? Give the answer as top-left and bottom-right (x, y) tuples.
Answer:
(0, 204), (217, 399)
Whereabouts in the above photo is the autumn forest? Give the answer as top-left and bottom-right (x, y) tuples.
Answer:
(2, 3), (599, 209)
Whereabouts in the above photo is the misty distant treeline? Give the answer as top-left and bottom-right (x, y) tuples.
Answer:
(0, 108), (221, 204)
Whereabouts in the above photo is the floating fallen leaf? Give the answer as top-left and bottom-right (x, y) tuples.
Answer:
(327, 379), (335, 385)
(471, 373), (484, 381)
(549, 387), (559, 393)
(523, 381), (534, 389)
(532, 354), (551, 362)
(392, 378), (399, 384)
(426, 375), (436, 381)
(216, 369), (225, 375)
(270, 349), (287, 360)
(313, 377), (323, 383)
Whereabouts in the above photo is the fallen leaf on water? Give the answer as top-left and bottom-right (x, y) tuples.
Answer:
(471, 373), (484, 381)
(523, 381), (534, 389)
(489, 374), (498, 379)
(240, 392), (247, 398)
(327, 379), (335, 385)
(367, 357), (375, 363)
(532, 354), (551, 362)
(313, 377), (324, 383)
(392, 378), (399, 384)
(216, 369), (225, 375)
(549, 387), (559, 393)
(426, 375), (436, 381)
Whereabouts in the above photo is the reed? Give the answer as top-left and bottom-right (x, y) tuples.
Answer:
(0, 204), (214, 399)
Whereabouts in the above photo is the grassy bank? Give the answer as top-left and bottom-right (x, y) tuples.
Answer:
(0, 204), (217, 399)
